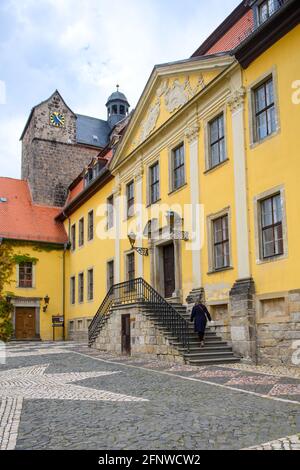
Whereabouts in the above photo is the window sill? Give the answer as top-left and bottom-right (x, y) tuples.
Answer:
(124, 214), (136, 222)
(256, 253), (287, 265)
(207, 266), (234, 275)
(16, 286), (35, 290)
(204, 158), (229, 175)
(250, 128), (280, 149)
(146, 198), (161, 208)
(168, 183), (187, 196)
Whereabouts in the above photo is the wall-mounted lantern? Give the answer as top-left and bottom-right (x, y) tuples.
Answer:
(128, 232), (149, 257)
(43, 295), (50, 313)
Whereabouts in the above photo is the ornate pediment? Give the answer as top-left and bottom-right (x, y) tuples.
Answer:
(111, 54), (234, 172)
(133, 74), (206, 149)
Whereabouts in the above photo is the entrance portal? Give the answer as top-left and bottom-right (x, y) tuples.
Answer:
(15, 307), (36, 340)
(163, 243), (175, 298)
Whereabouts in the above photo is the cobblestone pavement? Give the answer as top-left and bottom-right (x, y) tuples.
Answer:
(0, 341), (300, 450)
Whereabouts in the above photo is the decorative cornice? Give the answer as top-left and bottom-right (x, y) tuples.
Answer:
(227, 88), (246, 112)
(185, 123), (200, 144)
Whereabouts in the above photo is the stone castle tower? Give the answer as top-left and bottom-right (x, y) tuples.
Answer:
(21, 88), (130, 207)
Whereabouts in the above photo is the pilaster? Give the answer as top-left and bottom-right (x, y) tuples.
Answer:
(185, 123), (202, 290)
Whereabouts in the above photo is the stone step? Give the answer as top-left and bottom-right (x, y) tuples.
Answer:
(187, 357), (240, 366)
(172, 337), (227, 344)
(178, 345), (232, 353)
(184, 351), (235, 359)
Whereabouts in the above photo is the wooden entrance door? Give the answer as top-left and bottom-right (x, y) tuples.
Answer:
(15, 308), (36, 340)
(163, 243), (175, 298)
(121, 314), (131, 355)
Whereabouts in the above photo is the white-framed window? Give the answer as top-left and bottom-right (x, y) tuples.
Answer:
(88, 210), (94, 241)
(213, 214), (230, 270)
(87, 268), (94, 301)
(254, 186), (288, 264)
(260, 194), (283, 259)
(208, 113), (226, 169)
(78, 217), (84, 247)
(71, 224), (76, 251)
(107, 195), (114, 229)
(18, 262), (33, 288)
(253, 77), (276, 142)
(78, 272), (84, 303)
(149, 161), (160, 204)
(70, 276), (76, 305)
(207, 208), (232, 273)
(248, 70), (280, 146)
(171, 143), (185, 191)
(126, 181), (134, 218)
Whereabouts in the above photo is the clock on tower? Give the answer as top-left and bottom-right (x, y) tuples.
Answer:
(50, 112), (65, 127)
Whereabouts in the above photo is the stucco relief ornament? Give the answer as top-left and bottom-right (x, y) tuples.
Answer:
(164, 80), (189, 113)
(139, 97), (161, 143)
(185, 123), (200, 144)
(184, 74), (206, 98)
(227, 87), (246, 112)
(156, 80), (168, 98)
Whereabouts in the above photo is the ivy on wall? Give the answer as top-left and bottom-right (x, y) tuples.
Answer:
(6, 239), (65, 253)
(0, 243), (14, 341)
(0, 239), (64, 341)
(13, 254), (39, 265)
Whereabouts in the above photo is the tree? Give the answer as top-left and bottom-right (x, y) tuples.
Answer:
(0, 242), (14, 341)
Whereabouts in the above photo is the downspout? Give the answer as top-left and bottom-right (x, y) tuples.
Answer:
(62, 243), (66, 341)
(62, 217), (71, 341)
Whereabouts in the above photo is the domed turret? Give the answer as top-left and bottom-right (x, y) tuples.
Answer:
(106, 85), (130, 128)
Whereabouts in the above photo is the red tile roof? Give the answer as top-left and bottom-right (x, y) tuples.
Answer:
(66, 179), (84, 205)
(205, 10), (254, 55)
(0, 177), (68, 244)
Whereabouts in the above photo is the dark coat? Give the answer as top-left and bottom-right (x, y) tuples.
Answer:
(191, 304), (211, 334)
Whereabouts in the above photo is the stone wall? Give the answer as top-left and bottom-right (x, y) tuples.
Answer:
(256, 290), (300, 366)
(93, 305), (184, 363)
(21, 90), (100, 206)
(187, 283), (300, 367)
(28, 139), (98, 206)
(68, 317), (92, 343)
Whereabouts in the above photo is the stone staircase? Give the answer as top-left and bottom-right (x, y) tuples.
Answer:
(143, 302), (240, 366)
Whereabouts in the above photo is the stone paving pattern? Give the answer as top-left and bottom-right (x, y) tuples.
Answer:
(0, 342), (299, 450)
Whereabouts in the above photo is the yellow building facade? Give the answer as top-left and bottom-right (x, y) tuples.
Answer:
(2, 1), (300, 366)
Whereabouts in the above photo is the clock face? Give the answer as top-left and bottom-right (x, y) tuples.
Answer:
(50, 112), (65, 127)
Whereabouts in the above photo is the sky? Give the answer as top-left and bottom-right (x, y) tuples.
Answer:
(0, 0), (240, 179)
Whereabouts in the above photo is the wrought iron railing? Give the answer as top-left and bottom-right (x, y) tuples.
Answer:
(88, 278), (190, 351)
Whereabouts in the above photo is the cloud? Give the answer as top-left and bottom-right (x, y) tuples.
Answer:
(0, 116), (22, 177)
(0, 0), (240, 178)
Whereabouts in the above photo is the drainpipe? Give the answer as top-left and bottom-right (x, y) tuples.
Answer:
(62, 218), (71, 341)
(62, 243), (67, 341)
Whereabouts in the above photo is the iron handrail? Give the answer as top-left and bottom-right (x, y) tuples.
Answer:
(88, 278), (190, 351)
